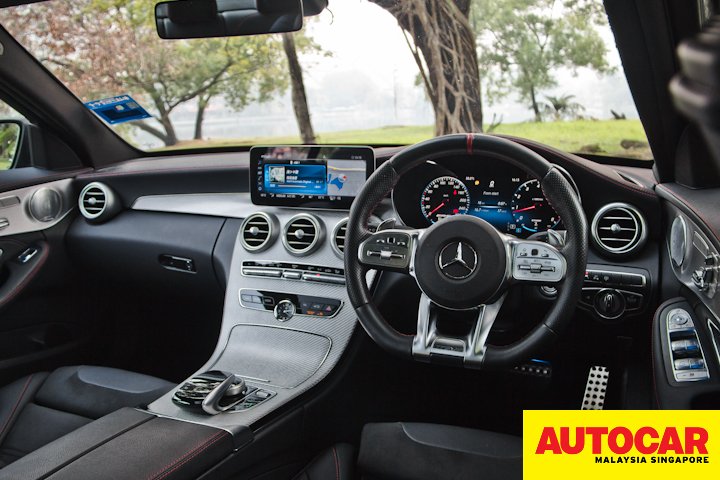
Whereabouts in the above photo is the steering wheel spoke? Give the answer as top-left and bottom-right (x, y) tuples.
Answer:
(506, 237), (567, 285)
(412, 293), (507, 368)
(357, 228), (422, 274)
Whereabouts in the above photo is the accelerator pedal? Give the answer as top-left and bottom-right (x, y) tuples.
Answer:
(581, 366), (609, 410)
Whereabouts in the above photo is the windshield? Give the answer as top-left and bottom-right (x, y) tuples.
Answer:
(0, 0), (651, 160)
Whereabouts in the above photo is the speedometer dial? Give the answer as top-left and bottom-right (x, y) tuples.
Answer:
(421, 176), (469, 223)
(511, 179), (561, 233)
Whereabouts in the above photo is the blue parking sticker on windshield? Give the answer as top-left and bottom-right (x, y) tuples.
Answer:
(84, 95), (151, 125)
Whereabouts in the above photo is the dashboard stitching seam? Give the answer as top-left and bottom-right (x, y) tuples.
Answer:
(656, 184), (720, 239)
(503, 136), (658, 199)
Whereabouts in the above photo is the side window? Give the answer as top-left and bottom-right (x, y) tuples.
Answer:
(0, 99), (25, 170)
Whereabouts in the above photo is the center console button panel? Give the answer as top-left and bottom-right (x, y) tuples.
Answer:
(578, 264), (650, 320)
(239, 288), (343, 319)
(241, 261), (345, 285)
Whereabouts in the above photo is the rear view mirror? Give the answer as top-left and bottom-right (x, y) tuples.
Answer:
(0, 121), (21, 170)
(155, 0), (304, 39)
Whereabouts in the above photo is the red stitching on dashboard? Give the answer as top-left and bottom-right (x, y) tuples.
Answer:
(0, 374), (33, 440)
(656, 184), (720, 240)
(501, 135), (658, 199)
(147, 430), (227, 480)
(77, 164), (243, 180)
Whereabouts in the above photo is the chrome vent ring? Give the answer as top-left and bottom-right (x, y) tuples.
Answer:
(591, 202), (647, 256)
(283, 214), (322, 256)
(240, 212), (276, 252)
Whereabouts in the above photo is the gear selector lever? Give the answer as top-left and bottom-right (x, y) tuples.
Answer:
(172, 370), (247, 415)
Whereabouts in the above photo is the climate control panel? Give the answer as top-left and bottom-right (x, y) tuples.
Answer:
(239, 288), (342, 321)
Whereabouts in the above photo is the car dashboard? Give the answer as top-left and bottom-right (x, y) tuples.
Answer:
(29, 136), (673, 434)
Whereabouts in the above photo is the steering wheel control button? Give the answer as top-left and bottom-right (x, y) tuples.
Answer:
(511, 242), (565, 283)
(360, 231), (413, 271)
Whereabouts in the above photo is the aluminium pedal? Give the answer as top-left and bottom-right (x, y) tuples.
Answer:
(581, 366), (609, 410)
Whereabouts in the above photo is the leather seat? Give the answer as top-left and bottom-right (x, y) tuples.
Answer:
(0, 365), (174, 468)
(294, 423), (522, 480)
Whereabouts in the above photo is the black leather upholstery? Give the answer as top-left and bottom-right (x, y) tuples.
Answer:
(358, 423), (522, 480)
(293, 444), (355, 480)
(0, 366), (174, 468)
(296, 423), (521, 480)
(0, 407), (235, 480)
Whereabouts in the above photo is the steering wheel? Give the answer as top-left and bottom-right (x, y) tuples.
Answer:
(345, 134), (588, 369)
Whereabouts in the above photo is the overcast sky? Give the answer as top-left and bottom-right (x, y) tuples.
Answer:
(152, 0), (640, 145)
(300, 0), (639, 123)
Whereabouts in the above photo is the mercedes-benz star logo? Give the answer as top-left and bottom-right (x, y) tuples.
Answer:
(438, 241), (478, 279)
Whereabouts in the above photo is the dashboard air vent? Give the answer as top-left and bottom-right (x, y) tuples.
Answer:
(332, 219), (348, 256)
(332, 218), (380, 257)
(240, 212), (276, 252)
(284, 214), (322, 256)
(79, 182), (119, 223)
(591, 203), (647, 256)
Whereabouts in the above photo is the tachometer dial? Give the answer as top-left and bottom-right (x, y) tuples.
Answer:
(421, 176), (470, 223)
(511, 179), (560, 233)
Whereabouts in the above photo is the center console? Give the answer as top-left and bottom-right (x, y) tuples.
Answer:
(147, 146), (376, 433)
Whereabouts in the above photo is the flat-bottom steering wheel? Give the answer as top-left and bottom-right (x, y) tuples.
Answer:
(345, 134), (587, 369)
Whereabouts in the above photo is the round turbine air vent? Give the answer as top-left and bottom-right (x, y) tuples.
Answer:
(591, 203), (647, 256)
(332, 219), (348, 257)
(283, 214), (322, 256)
(240, 212), (277, 252)
(79, 182), (119, 223)
(332, 217), (380, 257)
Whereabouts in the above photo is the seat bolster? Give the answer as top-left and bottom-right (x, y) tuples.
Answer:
(358, 422), (522, 480)
(0, 373), (49, 447)
(34, 366), (174, 419)
(293, 443), (355, 480)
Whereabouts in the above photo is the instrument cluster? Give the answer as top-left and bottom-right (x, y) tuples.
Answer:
(392, 155), (566, 238)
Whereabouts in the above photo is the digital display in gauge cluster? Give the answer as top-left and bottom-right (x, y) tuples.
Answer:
(393, 155), (565, 238)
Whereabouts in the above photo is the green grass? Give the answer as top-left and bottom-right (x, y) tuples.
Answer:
(0, 159), (11, 170)
(161, 119), (652, 160)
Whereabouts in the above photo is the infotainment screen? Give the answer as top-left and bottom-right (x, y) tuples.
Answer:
(250, 146), (375, 209)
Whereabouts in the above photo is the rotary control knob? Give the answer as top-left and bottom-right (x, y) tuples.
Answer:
(594, 289), (625, 320)
(273, 299), (296, 321)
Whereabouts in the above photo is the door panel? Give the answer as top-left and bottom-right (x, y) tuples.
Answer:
(0, 177), (89, 384)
